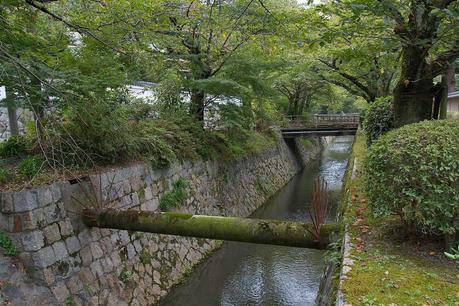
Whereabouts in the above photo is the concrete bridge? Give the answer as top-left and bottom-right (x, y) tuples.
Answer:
(280, 113), (360, 137)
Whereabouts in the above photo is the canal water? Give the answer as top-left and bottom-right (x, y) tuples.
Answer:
(161, 136), (354, 306)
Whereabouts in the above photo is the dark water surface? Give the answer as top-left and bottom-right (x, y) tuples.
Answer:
(161, 136), (354, 306)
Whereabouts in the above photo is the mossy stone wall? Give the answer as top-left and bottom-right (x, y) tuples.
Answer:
(0, 136), (321, 305)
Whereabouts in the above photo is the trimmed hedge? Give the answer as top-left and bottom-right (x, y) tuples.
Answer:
(363, 97), (394, 145)
(365, 120), (459, 237)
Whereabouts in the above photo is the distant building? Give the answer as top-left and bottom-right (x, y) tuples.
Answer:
(447, 91), (459, 119)
(126, 81), (242, 129)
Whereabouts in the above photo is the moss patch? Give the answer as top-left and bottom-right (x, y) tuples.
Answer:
(341, 130), (459, 305)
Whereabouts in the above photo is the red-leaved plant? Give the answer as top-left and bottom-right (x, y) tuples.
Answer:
(307, 177), (330, 242)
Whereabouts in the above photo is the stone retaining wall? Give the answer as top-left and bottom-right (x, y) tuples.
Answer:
(0, 136), (321, 305)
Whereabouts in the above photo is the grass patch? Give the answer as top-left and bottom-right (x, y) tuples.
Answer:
(159, 178), (188, 211)
(0, 231), (18, 256)
(340, 130), (459, 305)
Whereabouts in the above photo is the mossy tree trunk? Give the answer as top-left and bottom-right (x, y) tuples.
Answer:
(393, 46), (435, 127)
(390, 1), (459, 127)
(83, 209), (340, 249)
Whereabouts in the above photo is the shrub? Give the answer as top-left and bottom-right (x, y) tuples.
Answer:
(363, 97), (394, 145)
(0, 136), (28, 158)
(159, 178), (188, 211)
(18, 156), (43, 179)
(0, 168), (11, 184)
(365, 120), (459, 237)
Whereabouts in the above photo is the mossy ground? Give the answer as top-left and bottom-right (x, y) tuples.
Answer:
(341, 131), (459, 306)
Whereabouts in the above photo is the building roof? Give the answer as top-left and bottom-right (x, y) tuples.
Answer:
(448, 91), (459, 98)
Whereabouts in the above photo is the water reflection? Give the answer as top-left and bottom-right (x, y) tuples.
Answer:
(161, 136), (353, 306)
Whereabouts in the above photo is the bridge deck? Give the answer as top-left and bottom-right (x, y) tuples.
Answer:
(280, 114), (360, 137)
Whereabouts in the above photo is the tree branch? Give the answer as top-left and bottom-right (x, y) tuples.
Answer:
(318, 59), (375, 102)
(431, 40), (459, 76)
(25, 0), (125, 54)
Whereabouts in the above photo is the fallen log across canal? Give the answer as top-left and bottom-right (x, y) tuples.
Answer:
(82, 209), (341, 249)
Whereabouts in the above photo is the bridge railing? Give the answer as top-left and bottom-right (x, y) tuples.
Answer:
(284, 113), (360, 129)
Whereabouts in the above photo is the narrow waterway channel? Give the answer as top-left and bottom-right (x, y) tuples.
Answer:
(161, 136), (354, 306)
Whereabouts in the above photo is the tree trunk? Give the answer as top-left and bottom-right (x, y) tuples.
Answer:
(83, 209), (341, 249)
(190, 89), (205, 122)
(393, 47), (434, 127)
(439, 74), (449, 119)
(7, 106), (19, 136)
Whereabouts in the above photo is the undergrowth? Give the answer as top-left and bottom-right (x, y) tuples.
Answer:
(0, 231), (18, 257)
(159, 178), (188, 211)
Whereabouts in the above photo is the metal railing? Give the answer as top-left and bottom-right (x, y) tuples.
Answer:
(283, 113), (360, 129)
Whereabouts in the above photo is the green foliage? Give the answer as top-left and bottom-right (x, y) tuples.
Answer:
(300, 137), (313, 148)
(365, 120), (459, 237)
(139, 249), (152, 265)
(323, 241), (342, 266)
(64, 297), (74, 306)
(159, 178), (188, 211)
(0, 168), (11, 184)
(18, 156), (43, 180)
(0, 231), (18, 257)
(363, 97), (394, 145)
(118, 268), (133, 284)
(444, 246), (459, 262)
(0, 136), (28, 158)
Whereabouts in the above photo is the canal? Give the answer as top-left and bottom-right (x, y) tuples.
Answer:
(161, 136), (354, 306)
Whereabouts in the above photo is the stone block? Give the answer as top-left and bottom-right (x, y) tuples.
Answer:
(52, 241), (69, 261)
(43, 204), (61, 224)
(52, 282), (70, 303)
(133, 239), (142, 253)
(66, 275), (83, 294)
(90, 241), (103, 260)
(101, 256), (113, 273)
(43, 223), (61, 245)
(126, 243), (136, 259)
(14, 191), (38, 212)
(34, 208), (47, 228)
(110, 232), (120, 245)
(58, 219), (73, 237)
(122, 180), (132, 195)
(121, 195), (131, 207)
(65, 236), (81, 254)
(144, 187), (153, 201)
(37, 187), (53, 207)
(131, 193), (140, 206)
(80, 246), (93, 266)
(111, 252), (121, 268)
(119, 230), (130, 245)
(20, 211), (39, 231)
(40, 267), (56, 285)
(33, 246), (56, 268)
(21, 230), (44, 251)
(151, 184), (158, 195)
(78, 267), (96, 285)
(50, 183), (62, 202)
(90, 259), (104, 278)
(153, 270), (161, 284)
(77, 230), (90, 246)
(1, 192), (14, 213)
(100, 228), (111, 237)
(0, 213), (9, 232)
(100, 236), (112, 253)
